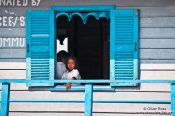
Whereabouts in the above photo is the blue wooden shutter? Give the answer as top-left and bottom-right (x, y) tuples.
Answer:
(26, 10), (55, 86)
(110, 9), (139, 86)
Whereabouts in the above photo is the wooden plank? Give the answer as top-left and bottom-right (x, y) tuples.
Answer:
(0, 59), (25, 62)
(2, 91), (169, 101)
(141, 17), (175, 28)
(140, 49), (175, 59)
(0, 62), (25, 69)
(7, 101), (170, 112)
(140, 64), (175, 70)
(140, 39), (175, 49)
(141, 71), (175, 80)
(0, 49), (25, 58)
(0, 70), (25, 79)
(0, 28), (25, 37)
(116, 1), (175, 7)
(9, 113), (84, 116)
(141, 59), (175, 64)
(7, 112), (172, 116)
(118, 7), (175, 17)
(140, 28), (175, 39)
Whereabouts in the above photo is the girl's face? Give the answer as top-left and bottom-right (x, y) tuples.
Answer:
(67, 59), (75, 71)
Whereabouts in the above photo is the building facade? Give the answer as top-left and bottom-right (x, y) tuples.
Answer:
(0, 0), (175, 115)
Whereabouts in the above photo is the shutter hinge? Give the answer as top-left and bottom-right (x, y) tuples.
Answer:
(27, 44), (30, 53)
(134, 42), (137, 52)
(136, 9), (139, 16)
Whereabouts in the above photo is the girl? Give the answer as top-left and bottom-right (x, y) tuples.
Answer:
(62, 56), (81, 90)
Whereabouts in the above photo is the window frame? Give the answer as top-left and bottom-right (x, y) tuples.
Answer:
(50, 6), (116, 91)
(49, 6), (139, 91)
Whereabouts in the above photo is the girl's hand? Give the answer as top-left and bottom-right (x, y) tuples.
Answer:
(66, 83), (71, 91)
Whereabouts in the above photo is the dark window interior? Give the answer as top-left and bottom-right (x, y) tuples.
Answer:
(56, 13), (110, 80)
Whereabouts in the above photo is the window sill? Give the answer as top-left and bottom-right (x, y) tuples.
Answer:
(49, 85), (115, 92)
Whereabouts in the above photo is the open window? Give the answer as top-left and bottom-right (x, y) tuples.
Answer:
(26, 6), (139, 88)
(56, 13), (110, 81)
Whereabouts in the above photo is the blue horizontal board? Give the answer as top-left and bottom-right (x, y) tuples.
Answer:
(0, 79), (174, 84)
(49, 85), (115, 91)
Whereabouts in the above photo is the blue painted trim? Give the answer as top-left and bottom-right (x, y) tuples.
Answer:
(84, 84), (93, 116)
(51, 5), (115, 11)
(110, 10), (116, 87)
(0, 80), (174, 84)
(70, 12), (84, 22)
(49, 85), (115, 91)
(1, 83), (10, 116)
(56, 12), (110, 24)
(56, 12), (69, 18)
(26, 10), (31, 82)
(171, 83), (175, 116)
(49, 10), (55, 86)
(133, 9), (139, 81)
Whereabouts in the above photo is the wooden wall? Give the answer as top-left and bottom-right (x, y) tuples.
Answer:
(0, 0), (175, 115)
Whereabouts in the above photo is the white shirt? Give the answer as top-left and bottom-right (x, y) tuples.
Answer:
(57, 62), (66, 80)
(62, 69), (81, 80)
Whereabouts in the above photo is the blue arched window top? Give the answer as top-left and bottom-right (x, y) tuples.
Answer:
(56, 12), (110, 24)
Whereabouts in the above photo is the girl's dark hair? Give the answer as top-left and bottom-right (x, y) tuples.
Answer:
(65, 55), (78, 70)
(57, 50), (69, 62)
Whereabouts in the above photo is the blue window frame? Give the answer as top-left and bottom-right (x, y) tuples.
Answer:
(26, 6), (139, 88)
